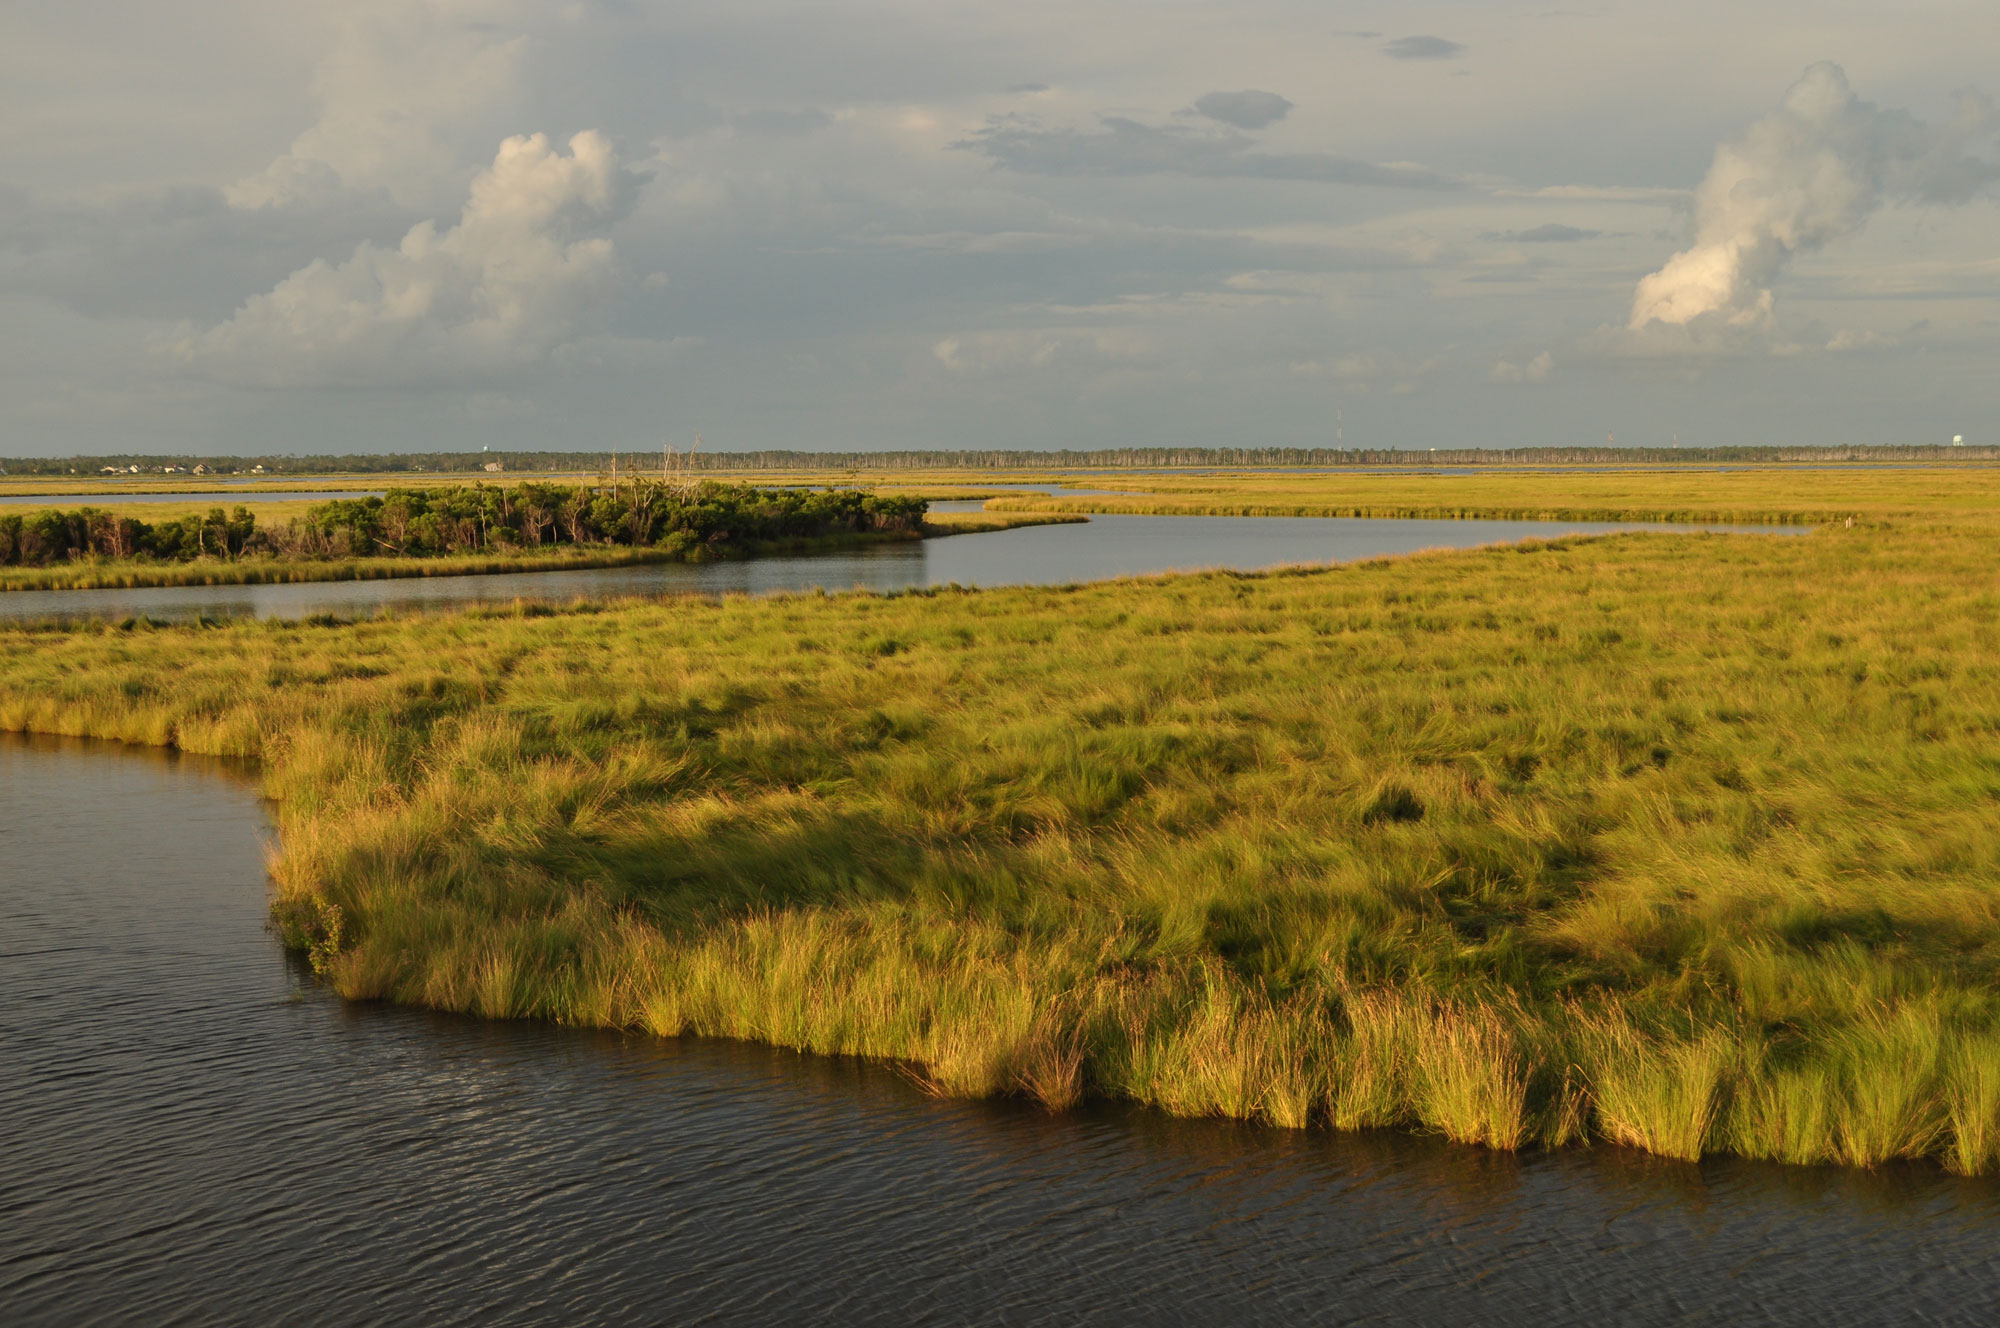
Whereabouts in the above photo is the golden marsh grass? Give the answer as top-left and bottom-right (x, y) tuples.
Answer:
(4, 466), (2000, 1171)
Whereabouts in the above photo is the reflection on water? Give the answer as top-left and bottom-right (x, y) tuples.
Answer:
(0, 512), (1798, 624)
(2, 734), (1996, 1325)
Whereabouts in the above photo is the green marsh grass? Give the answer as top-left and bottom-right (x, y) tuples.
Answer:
(0, 544), (689, 592)
(978, 462), (2000, 525)
(6, 472), (2000, 1172)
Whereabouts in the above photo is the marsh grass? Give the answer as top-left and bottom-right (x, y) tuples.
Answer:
(1577, 1015), (1729, 1161)
(1944, 1036), (2000, 1174)
(0, 545), (693, 592)
(7, 475), (2000, 1172)
(976, 462), (2000, 525)
(920, 511), (1087, 537)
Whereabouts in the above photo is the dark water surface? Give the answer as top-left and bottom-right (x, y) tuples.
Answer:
(4, 735), (1998, 1325)
(0, 512), (1792, 624)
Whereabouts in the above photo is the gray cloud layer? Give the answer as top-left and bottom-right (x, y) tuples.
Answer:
(959, 116), (1459, 189)
(1191, 90), (1294, 130)
(3, 4), (1999, 457)
(1382, 36), (1464, 61)
(731, 109), (833, 136)
(1484, 224), (1603, 243)
(0, 183), (412, 321)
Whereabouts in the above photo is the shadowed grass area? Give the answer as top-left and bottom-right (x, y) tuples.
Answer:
(5, 500), (2000, 1171)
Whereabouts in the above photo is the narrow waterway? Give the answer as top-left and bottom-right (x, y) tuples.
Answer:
(0, 511), (1794, 624)
(2, 734), (1995, 1325)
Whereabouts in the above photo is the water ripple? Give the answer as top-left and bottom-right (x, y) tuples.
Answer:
(4, 734), (1999, 1325)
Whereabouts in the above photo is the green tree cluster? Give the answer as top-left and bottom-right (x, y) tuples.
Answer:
(289, 482), (925, 558)
(0, 506), (257, 565)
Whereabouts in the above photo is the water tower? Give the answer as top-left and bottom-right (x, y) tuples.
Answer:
(1953, 435), (1966, 447)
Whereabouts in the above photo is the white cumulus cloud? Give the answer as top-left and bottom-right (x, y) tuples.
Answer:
(227, 1), (530, 211)
(1630, 62), (1998, 332)
(178, 131), (633, 386)
(1489, 350), (1554, 384)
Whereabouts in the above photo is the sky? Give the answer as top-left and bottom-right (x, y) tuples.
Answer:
(2, 1), (1996, 457)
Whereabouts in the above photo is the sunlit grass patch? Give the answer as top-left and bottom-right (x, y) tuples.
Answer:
(7, 488), (2000, 1172)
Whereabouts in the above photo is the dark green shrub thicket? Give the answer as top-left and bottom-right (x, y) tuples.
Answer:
(0, 482), (927, 567)
(0, 506), (258, 565)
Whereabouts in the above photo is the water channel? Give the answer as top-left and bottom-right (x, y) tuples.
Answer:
(0, 510), (1794, 624)
(4, 734), (1997, 1324)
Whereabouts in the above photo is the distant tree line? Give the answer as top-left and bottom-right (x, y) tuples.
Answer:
(2, 443), (1996, 476)
(0, 482), (927, 567)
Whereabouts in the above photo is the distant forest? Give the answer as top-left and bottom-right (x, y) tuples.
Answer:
(2, 443), (1995, 476)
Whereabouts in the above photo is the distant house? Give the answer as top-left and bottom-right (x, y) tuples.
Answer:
(192, 464), (211, 475)
(484, 461), (505, 472)
(251, 464), (266, 474)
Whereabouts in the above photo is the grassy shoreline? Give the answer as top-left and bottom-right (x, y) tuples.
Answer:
(7, 502), (2000, 1172)
(985, 493), (1825, 526)
(0, 512), (1079, 593)
(975, 466), (2000, 526)
(921, 511), (1086, 537)
(0, 545), (695, 593)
